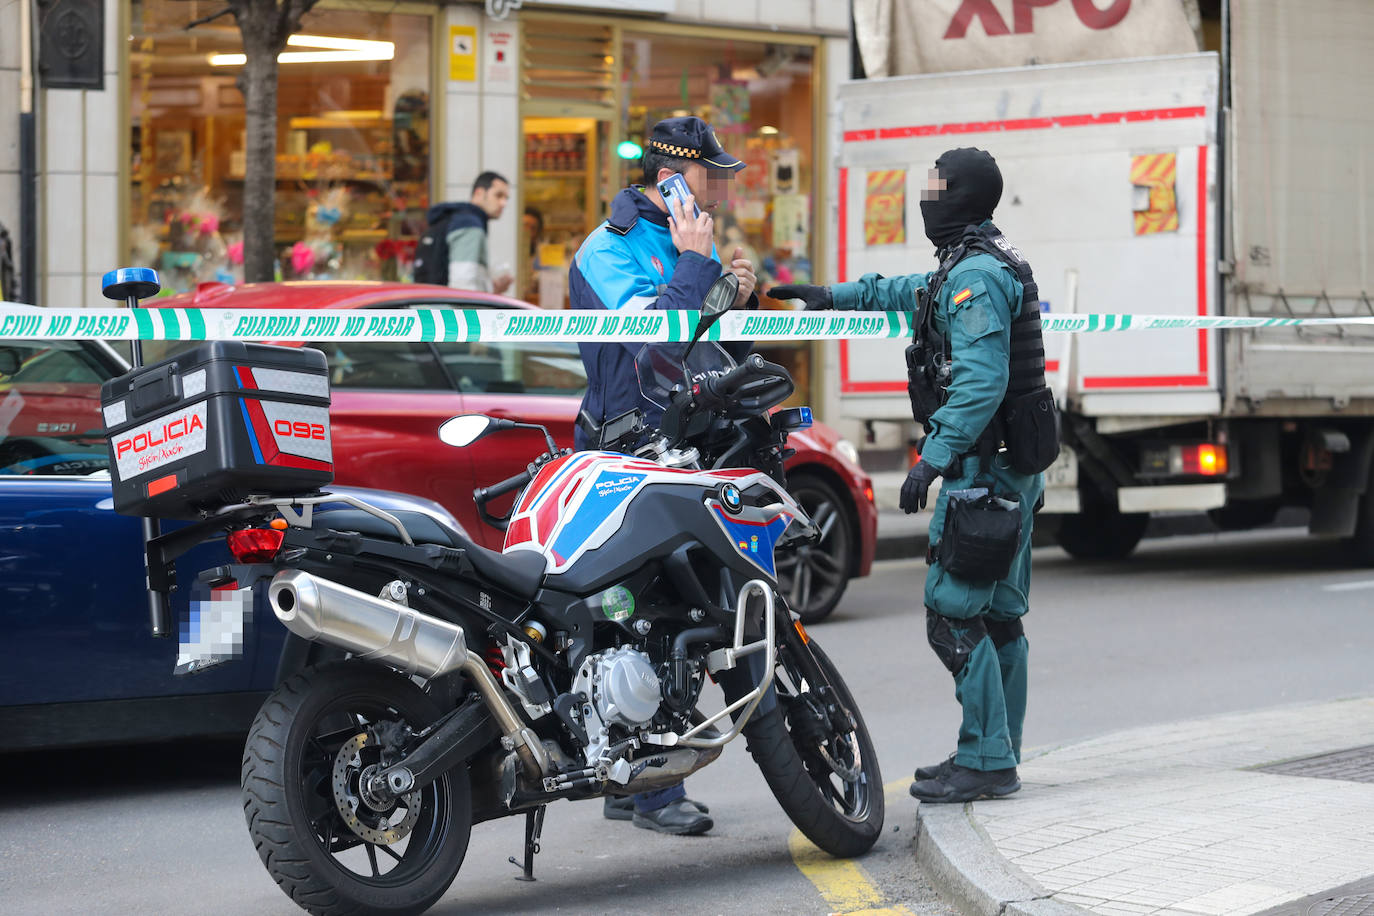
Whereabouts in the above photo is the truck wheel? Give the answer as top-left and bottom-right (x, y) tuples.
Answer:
(1346, 483), (1374, 565)
(1055, 492), (1148, 560)
(1208, 499), (1280, 531)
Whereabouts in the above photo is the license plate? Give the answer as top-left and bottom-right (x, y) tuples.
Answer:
(1043, 448), (1078, 490)
(175, 581), (256, 675)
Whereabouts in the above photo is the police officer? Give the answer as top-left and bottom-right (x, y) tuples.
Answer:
(571, 115), (758, 832)
(771, 148), (1045, 803)
(571, 116), (757, 450)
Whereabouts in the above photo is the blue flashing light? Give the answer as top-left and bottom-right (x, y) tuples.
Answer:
(616, 140), (644, 160)
(102, 267), (161, 303)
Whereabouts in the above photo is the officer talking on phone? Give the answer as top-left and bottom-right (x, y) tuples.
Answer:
(570, 115), (758, 834)
(771, 148), (1059, 804)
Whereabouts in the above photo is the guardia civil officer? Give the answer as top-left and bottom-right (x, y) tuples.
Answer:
(771, 148), (1056, 803)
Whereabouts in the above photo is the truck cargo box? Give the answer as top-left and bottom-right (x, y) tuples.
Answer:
(101, 342), (333, 519)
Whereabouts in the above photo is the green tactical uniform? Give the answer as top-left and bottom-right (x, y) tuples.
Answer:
(831, 230), (1043, 772)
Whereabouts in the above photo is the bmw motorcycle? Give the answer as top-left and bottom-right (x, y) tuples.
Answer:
(165, 277), (883, 915)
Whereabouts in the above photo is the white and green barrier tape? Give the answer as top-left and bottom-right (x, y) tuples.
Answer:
(0, 304), (1367, 343)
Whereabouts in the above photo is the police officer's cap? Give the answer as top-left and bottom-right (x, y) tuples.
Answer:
(648, 117), (745, 172)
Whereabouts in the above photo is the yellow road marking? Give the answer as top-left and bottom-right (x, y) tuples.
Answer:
(788, 780), (916, 915)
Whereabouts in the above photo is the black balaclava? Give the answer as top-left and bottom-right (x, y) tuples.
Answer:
(919, 147), (1003, 250)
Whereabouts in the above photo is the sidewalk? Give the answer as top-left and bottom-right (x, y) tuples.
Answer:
(914, 697), (1374, 916)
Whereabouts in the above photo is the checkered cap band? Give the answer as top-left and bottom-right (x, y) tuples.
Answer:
(649, 140), (701, 159)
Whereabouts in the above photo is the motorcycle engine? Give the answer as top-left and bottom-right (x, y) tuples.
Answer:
(570, 646), (663, 762)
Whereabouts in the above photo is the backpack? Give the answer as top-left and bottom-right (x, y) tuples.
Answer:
(412, 217), (449, 285)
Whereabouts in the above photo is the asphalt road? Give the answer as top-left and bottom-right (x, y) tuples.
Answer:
(5, 525), (1374, 915)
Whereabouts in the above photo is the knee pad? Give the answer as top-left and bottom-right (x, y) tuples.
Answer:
(926, 608), (989, 676)
(986, 617), (1025, 650)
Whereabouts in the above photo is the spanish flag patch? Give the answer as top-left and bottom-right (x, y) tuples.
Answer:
(952, 287), (973, 305)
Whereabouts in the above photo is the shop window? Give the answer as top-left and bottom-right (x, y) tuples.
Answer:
(619, 35), (815, 298)
(618, 32), (816, 405)
(128, 2), (432, 293)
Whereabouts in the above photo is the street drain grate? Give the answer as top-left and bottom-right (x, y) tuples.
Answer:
(1308, 895), (1374, 916)
(1253, 744), (1374, 783)
(1254, 879), (1374, 916)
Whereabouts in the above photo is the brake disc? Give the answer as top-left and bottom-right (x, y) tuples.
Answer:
(331, 732), (421, 845)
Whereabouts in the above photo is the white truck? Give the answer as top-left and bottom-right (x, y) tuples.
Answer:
(828, 0), (1374, 560)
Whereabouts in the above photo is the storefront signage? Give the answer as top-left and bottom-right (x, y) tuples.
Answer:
(486, 29), (516, 85)
(853, 0), (1197, 77)
(38, 0), (104, 90)
(2, 305), (1368, 344)
(524, 0), (672, 12)
(449, 25), (478, 82)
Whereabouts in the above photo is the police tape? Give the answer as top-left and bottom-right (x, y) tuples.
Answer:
(0, 304), (1370, 343)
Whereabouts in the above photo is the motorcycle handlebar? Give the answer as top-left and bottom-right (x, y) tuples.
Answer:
(473, 467), (536, 531)
(695, 354), (789, 408)
(476, 468), (535, 504)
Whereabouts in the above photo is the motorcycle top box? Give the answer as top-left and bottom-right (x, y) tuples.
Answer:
(100, 341), (333, 519)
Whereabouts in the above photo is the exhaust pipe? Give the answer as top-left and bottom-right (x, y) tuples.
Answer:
(271, 569), (468, 678)
(269, 570), (549, 776)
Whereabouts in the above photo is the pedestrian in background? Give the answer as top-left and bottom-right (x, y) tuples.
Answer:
(570, 115), (758, 834)
(414, 171), (513, 294)
(771, 147), (1053, 804)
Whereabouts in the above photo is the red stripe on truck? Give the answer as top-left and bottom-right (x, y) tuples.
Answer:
(842, 106), (1206, 143)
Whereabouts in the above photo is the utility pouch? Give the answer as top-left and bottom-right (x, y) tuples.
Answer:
(1002, 386), (1061, 475)
(905, 343), (945, 428)
(937, 488), (1022, 582)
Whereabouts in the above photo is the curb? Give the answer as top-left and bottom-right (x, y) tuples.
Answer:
(915, 803), (1088, 916)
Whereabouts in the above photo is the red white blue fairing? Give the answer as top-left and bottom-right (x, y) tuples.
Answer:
(503, 451), (802, 577)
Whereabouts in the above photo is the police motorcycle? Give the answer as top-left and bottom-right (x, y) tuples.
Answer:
(109, 272), (882, 916)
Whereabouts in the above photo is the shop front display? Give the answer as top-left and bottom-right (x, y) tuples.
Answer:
(517, 16), (822, 397)
(127, 2), (433, 293)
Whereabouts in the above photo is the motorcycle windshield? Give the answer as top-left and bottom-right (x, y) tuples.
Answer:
(636, 342), (736, 411)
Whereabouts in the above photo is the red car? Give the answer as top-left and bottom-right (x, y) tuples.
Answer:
(154, 282), (877, 622)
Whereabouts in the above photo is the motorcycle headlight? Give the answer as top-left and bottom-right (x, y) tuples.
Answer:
(835, 438), (860, 467)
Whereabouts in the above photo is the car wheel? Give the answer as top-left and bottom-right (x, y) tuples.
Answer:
(778, 475), (854, 624)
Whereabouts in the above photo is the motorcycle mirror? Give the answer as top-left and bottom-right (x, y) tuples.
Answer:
(682, 273), (740, 367)
(439, 414), (500, 447)
(701, 272), (739, 318)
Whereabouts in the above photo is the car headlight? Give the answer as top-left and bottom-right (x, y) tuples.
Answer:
(835, 438), (860, 467)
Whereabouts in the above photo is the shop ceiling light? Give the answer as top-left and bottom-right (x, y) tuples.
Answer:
(209, 34), (394, 66)
(759, 125), (779, 135)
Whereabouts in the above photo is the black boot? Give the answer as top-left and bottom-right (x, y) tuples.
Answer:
(604, 795), (709, 821)
(910, 763), (1020, 803)
(913, 753), (956, 781)
(632, 799), (714, 835)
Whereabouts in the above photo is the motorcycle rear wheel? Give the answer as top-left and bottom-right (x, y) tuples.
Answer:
(743, 638), (884, 858)
(242, 661), (472, 916)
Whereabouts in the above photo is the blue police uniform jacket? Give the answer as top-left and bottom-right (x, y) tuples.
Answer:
(570, 187), (729, 449)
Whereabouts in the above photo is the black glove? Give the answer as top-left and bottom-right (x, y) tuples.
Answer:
(899, 459), (944, 514)
(768, 284), (832, 311)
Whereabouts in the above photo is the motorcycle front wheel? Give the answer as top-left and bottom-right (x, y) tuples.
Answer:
(242, 661), (472, 916)
(743, 637), (884, 858)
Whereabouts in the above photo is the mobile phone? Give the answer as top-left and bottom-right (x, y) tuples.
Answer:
(657, 172), (700, 219)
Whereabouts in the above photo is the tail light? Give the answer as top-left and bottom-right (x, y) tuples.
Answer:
(227, 528), (285, 563)
(1141, 443), (1229, 477)
(1182, 443), (1227, 476)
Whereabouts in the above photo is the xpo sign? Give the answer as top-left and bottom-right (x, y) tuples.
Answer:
(944, 0), (1131, 38)
(853, 0), (1198, 76)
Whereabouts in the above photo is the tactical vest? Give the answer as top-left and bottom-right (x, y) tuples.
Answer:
(905, 223), (1060, 475)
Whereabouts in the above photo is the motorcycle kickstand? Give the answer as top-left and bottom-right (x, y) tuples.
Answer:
(508, 805), (546, 882)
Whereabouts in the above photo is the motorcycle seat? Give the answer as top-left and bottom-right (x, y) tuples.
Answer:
(313, 509), (546, 600)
